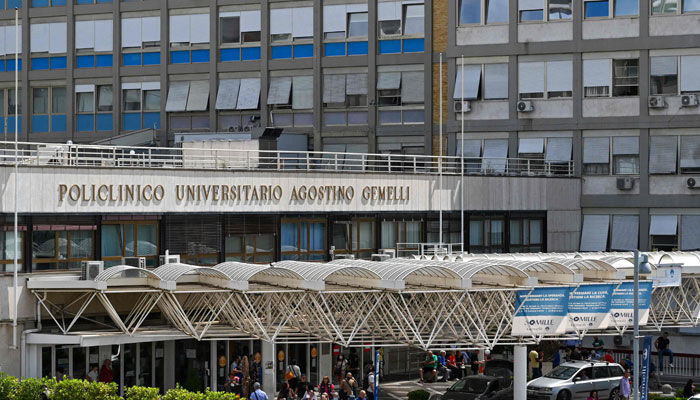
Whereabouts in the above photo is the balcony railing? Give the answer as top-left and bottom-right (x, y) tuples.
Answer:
(0, 141), (575, 177)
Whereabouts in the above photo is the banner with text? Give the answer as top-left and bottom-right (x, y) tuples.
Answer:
(610, 281), (653, 327)
(512, 287), (570, 336)
(641, 335), (652, 400)
(567, 284), (615, 331)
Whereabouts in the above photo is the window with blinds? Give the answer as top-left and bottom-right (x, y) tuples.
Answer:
(225, 215), (276, 264)
(583, 137), (611, 175)
(165, 215), (221, 265)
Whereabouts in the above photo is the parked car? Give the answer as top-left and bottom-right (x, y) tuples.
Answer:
(527, 361), (625, 400)
(442, 359), (513, 400)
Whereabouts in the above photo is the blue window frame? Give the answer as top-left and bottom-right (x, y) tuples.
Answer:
(31, 57), (50, 70)
(271, 45), (293, 59)
(293, 44), (313, 58)
(123, 53), (141, 66)
(76, 85), (113, 132)
(241, 47), (261, 61)
(124, 52), (160, 67)
(324, 43), (345, 57)
(402, 38), (424, 53)
(220, 48), (241, 62)
(191, 49), (210, 63)
(76, 55), (95, 68)
(378, 40), (401, 54)
(96, 54), (113, 67)
(585, 0), (610, 17)
(142, 52), (160, 65)
(122, 87), (160, 131)
(347, 41), (368, 55)
(170, 50), (190, 64)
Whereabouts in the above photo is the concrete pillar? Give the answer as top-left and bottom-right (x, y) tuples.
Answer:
(164, 341), (176, 391)
(261, 340), (276, 395)
(514, 345), (527, 400)
(320, 343), (332, 381)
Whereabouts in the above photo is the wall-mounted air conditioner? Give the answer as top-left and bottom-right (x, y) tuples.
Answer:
(80, 261), (104, 280)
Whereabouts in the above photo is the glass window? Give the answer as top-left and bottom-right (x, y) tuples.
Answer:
(460, 0), (481, 24)
(271, 33), (292, 43)
(8, 89), (21, 115)
(613, 59), (639, 96)
(221, 17), (241, 44)
(652, 0), (676, 13)
(1, 229), (23, 272)
(97, 86), (113, 112)
(242, 31), (261, 43)
(123, 89), (141, 111)
(52, 88), (66, 114)
(33, 88), (49, 114)
(144, 90), (160, 111)
(348, 12), (369, 37)
(549, 0), (573, 19)
(614, 155), (639, 175)
(683, 0), (700, 12)
(615, 0), (638, 15)
(520, 10), (544, 21)
(325, 31), (345, 39)
(281, 219), (326, 261)
(403, 5), (424, 35)
(101, 222), (159, 267)
(585, 0), (610, 17)
(379, 20), (401, 36)
(650, 56), (678, 95)
(32, 226), (95, 271)
(486, 0), (509, 23)
(77, 92), (94, 113)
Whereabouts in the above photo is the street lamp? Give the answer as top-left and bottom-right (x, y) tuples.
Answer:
(633, 250), (652, 400)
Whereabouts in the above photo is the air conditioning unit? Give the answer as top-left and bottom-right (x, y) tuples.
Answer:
(379, 248), (396, 258)
(648, 95), (666, 108)
(616, 177), (634, 190)
(334, 254), (355, 260)
(688, 177), (699, 189)
(454, 100), (471, 113)
(159, 254), (181, 266)
(122, 257), (146, 269)
(614, 335), (632, 348)
(681, 94), (699, 107)
(517, 100), (534, 112)
(371, 254), (391, 262)
(80, 261), (104, 280)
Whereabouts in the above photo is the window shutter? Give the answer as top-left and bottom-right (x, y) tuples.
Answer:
(30, 23), (49, 53)
(650, 56), (677, 76)
(649, 215), (677, 235)
(680, 56), (700, 92)
(169, 15), (190, 43)
(580, 215), (609, 252)
(185, 81), (210, 112)
(323, 5), (347, 33)
(456, 139), (481, 157)
(292, 76), (313, 110)
(75, 21), (95, 50)
(453, 65), (481, 100)
(482, 139), (508, 173)
(519, 0), (544, 9)
(190, 14), (210, 44)
(546, 60), (572, 92)
(484, 63), (508, 100)
(240, 10), (261, 32)
(518, 62), (544, 94)
(377, 72), (401, 90)
(141, 17), (160, 43)
(267, 77), (293, 105)
(323, 75), (347, 104)
(215, 79), (241, 110)
(165, 81), (190, 112)
(166, 215), (221, 256)
(583, 137), (610, 164)
(236, 78), (261, 110)
(518, 138), (544, 154)
(583, 59), (612, 87)
(346, 74), (368, 95)
(612, 136), (639, 155)
(401, 71), (424, 103)
(545, 137), (572, 162)
(680, 136), (700, 169)
(648, 136), (677, 174)
(610, 215), (638, 251)
(681, 215), (700, 251)
(270, 8), (293, 35)
(48, 23), (67, 54)
(292, 7), (314, 38)
(94, 20), (113, 52)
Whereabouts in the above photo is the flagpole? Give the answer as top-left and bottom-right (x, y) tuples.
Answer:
(438, 53), (443, 248)
(12, 6), (19, 350)
(460, 56), (464, 253)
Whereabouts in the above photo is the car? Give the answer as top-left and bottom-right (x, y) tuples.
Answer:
(527, 361), (625, 400)
(442, 359), (514, 400)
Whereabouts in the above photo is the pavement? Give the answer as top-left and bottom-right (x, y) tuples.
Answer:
(380, 379), (453, 400)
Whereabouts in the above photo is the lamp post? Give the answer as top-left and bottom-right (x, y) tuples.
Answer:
(633, 250), (652, 400)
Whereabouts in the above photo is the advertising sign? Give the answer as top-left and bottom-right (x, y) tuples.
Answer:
(567, 284), (615, 331)
(640, 336), (652, 400)
(374, 350), (380, 400)
(610, 281), (653, 327)
(512, 287), (570, 336)
(652, 265), (682, 287)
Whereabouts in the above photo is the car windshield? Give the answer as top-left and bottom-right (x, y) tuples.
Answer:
(544, 366), (579, 380)
(450, 379), (489, 394)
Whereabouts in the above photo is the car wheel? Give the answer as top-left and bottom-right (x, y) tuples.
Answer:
(609, 388), (620, 400)
(557, 390), (571, 400)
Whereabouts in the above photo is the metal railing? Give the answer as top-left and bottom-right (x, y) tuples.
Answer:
(0, 141), (575, 177)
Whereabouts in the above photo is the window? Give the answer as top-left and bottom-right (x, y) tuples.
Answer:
(459, 0), (508, 24)
(403, 4), (424, 35)
(614, 0), (638, 15)
(650, 56), (678, 95)
(122, 82), (161, 131)
(0, 228), (24, 272)
(268, 75), (313, 127)
(583, 137), (611, 175)
(221, 17), (240, 44)
(613, 59), (639, 96)
(31, 87), (66, 133)
(377, 69), (425, 125)
(169, 14), (210, 47)
(33, 225), (95, 270)
(224, 216), (275, 263)
(580, 215), (609, 251)
(549, 0), (573, 19)
(653, 0), (700, 13)
(270, 7), (313, 42)
(76, 84), (113, 132)
(454, 63), (508, 101)
(584, 0), (609, 17)
(102, 221), (158, 267)
(469, 217), (505, 253)
(519, 0), (545, 21)
(121, 16), (160, 65)
(282, 219), (326, 261)
(29, 22), (67, 70)
(612, 136), (639, 175)
(681, 215), (700, 251)
(509, 218), (544, 253)
(680, 136), (700, 174)
(680, 56), (700, 94)
(165, 81), (209, 130)
(518, 60), (573, 99)
(215, 78), (262, 116)
(380, 220), (422, 249)
(379, 20), (401, 36)
(323, 73), (368, 126)
(649, 215), (678, 252)
(649, 135), (678, 174)
(610, 214), (639, 251)
(348, 12), (369, 37)
(75, 20), (113, 68)
(584, 58), (639, 98)
(332, 219), (376, 259)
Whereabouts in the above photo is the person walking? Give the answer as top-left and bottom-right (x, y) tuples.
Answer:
(278, 382), (295, 400)
(366, 368), (375, 400)
(529, 346), (542, 379)
(319, 376), (335, 398)
(339, 372), (358, 400)
(684, 379), (696, 398)
(620, 370), (632, 400)
(335, 354), (348, 384)
(99, 359), (114, 383)
(251, 382), (269, 400)
(655, 332), (674, 374)
(287, 359), (302, 395)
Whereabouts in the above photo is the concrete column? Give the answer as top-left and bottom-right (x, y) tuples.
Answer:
(261, 340), (276, 395)
(211, 341), (217, 391)
(514, 345), (527, 400)
(320, 343), (332, 382)
(164, 341), (176, 391)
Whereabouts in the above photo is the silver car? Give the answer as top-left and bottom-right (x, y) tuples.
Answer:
(527, 361), (626, 400)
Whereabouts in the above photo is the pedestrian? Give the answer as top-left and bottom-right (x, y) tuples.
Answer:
(56, 367), (66, 382)
(339, 372), (358, 400)
(87, 364), (99, 383)
(529, 346), (542, 379)
(251, 382), (268, 400)
(418, 350), (438, 383)
(470, 350), (480, 375)
(335, 354), (347, 384)
(298, 374), (310, 396)
(301, 387), (317, 400)
(278, 382), (295, 400)
(592, 336), (605, 354)
(99, 359), (113, 383)
(604, 350), (614, 363)
(684, 379), (696, 398)
(553, 347), (562, 368)
(587, 390), (600, 400)
(348, 348), (360, 380)
(357, 390), (367, 400)
(366, 368), (375, 400)
(319, 376), (335, 398)
(655, 332), (674, 374)
(570, 347), (582, 361)
(287, 359), (302, 395)
(231, 356), (243, 380)
(224, 373), (239, 394)
(620, 370), (631, 400)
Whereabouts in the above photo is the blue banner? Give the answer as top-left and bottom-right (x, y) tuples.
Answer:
(610, 282), (653, 326)
(513, 287), (570, 335)
(567, 284), (615, 330)
(374, 350), (380, 400)
(641, 335), (652, 400)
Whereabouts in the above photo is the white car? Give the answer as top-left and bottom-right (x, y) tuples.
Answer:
(527, 361), (626, 400)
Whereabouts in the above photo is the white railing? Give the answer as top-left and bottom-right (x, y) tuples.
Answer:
(0, 141), (576, 177)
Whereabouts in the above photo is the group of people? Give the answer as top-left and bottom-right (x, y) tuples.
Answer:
(223, 354), (262, 397)
(418, 349), (490, 383)
(54, 359), (115, 384)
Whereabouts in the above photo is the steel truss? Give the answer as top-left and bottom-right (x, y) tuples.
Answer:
(31, 275), (700, 348)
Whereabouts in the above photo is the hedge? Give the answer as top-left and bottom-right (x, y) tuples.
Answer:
(0, 374), (244, 400)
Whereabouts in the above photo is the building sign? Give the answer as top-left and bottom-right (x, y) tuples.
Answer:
(512, 287), (570, 336)
(609, 281), (653, 327)
(567, 284), (614, 331)
(652, 265), (682, 287)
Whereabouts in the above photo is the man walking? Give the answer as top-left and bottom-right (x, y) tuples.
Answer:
(251, 382), (268, 400)
(620, 370), (631, 400)
(655, 332), (674, 374)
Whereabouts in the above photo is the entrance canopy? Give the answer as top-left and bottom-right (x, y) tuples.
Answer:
(25, 251), (700, 348)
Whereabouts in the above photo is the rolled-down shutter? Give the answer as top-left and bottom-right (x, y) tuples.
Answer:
(518, 61), (544, 95)
(649, 215), (677, 235)
(680, 136), (700, 169)
(482, 139), (508, 173)
(377, 72), (401, 90)
(648, 136), (677, 174)
(518, 138), (544, 154)
(401, 71), (424, 103)
(580, 215), (609, 252)
(456, 139), (481, 157)
(323, 75), (346, 104)
(583, 137), (610, 164)
(613, 136), (639, 155)
(610, 215), (638, 251)
(215, 79), (240, 110)
(583, 59), (612, 88)
(545, 137), (572, 163)
(165, 81), (189, 112)
(166, 215), (221, 256)
(346, 74), (368, 95)
(292, 76), (313, 110)
(681, 215), (700, 251)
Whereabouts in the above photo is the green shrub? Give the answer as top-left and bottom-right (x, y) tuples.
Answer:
(183, 370), (204, 394)
(0, 372), (19, 399)
(407, 389), (431, 400)
(126, 386), (161, 400)
(8, 377), (51, 400)
(48, 379), (121, 400)
(203, 389), (241, 400)
(85, 381), (121, 400)
(162, 384), (205, 400)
